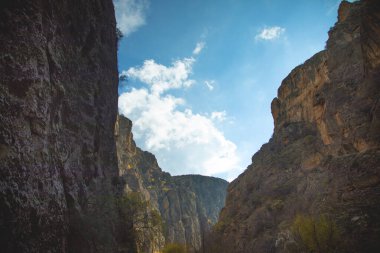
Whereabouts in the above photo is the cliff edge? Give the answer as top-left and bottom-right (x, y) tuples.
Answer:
(214, 1), (380, 252)
(115, 115), (228, 252)
(0, 0), (119, 251)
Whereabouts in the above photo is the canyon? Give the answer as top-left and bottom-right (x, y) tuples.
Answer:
(0, 0), (227, 252)
(0, 0), (379, 253)
(115, 115), (227, 252)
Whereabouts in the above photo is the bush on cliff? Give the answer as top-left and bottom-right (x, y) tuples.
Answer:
(161, 243), (188, 253)
(290, 214), (341, 253)
(117, 192), (163, 252)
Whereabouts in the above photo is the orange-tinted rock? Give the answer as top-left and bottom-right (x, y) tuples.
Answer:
(215, 1), (380, 252)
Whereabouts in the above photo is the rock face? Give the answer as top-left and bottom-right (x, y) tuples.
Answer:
(0, 0), (119, 252)
(115, 115), (228, 252)
(214, 1), (380, 252)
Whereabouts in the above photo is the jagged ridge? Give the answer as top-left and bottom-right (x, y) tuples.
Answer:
(115, 115), (228, 252)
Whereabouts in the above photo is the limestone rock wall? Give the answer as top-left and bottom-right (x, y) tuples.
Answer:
(215, 1), (380, 252)
(115, 115), (228, 252)
(0, 0), (119, 252)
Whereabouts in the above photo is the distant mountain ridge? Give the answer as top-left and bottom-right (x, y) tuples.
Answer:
(1, 0), (378, 252)
(115, 115), (228, 252)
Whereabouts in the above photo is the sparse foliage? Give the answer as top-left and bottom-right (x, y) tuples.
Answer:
(116, 27), (123, 49)
(117, 192), (163, 252)
(161, 243), (188, 253)
(290, 214), (341, 253)
(196, 224), (234, 253)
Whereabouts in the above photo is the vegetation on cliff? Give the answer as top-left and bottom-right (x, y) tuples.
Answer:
(115, 115), (228, 252)
(1, 0), (378, 252)
(211, 1), (380, 252)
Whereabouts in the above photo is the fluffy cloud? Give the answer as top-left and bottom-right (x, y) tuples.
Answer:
(114, 0), (149, 37)
(193, 42), (205, 55)
(255, 26), (285, 41)
(211, 111), (227, 122)
(122, 58), (195, 95)
(204, 80), (215, 91)
(118, 56), (241, 177)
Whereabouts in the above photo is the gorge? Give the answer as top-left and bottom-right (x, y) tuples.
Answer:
(0, 0), (379, 253)
(115, 115), (228, 252)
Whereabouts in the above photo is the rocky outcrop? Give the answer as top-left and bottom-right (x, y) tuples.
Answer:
(115, 115), (228, 252)
(214, 1), (380, 252)
(0, 0), (119, 252)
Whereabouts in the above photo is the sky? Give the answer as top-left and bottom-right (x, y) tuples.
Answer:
(114, 0), (344, 182)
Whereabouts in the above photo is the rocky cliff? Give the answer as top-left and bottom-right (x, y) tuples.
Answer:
(0, 0), (120, 252)
(213, 1), (380, 252)
(115, 115), (228, 252)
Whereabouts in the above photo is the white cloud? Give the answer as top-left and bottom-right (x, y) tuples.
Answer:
(211, 111), (227, 122)
(114, 0), (149, 37)
(255, 26), (285, 41)
(123, 58), (195, 95)
(204, 80), (215, 91)
(118, 57), (241, 177)
(193, 42), (205, 55)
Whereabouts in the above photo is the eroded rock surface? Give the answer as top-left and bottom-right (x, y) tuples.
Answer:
(215, 1), (380, 252)
(0, 0), (119, 251)
(115, 115), (228, 252)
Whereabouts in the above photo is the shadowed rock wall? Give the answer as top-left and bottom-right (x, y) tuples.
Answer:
(0, 0), (119, 251)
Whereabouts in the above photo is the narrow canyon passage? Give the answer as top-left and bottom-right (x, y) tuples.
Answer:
(0, 0), (379, 253)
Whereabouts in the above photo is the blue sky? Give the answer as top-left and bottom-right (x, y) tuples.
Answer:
(114, 0), (343, 181)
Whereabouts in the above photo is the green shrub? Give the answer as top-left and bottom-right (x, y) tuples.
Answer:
(161, 243), (188, 253)
(162, 186), (171, 192)
(291, 214), (341, 253)
(116, 27), (123, 49)
(212, 220), (226, 232)
(117, 192), (163, 252)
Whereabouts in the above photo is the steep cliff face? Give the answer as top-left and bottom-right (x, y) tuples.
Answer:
(215, 1), (380, 252)
(165, 175), (228, 250)
(115, 115), (228, 252)
(0, 0), (119, 252)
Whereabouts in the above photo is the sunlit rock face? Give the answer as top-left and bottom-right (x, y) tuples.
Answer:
(0, 0), (119, 251)
(215, 1), (380, 252)
(115, 115), (228, 252)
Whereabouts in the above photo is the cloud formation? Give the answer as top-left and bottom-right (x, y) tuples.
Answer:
(118, 55), (241, 177)
(114, 0), (149, 37)
(193, 42), (205, 55)
(204, 80), (215, 91)
(211, 111), (227, 122)
(122, 58), (195, 95)
(255, 26), (285, 41)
